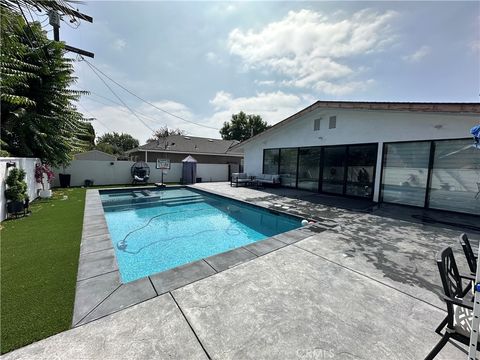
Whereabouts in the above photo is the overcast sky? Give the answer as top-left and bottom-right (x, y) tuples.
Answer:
(50, 1), (479, 143)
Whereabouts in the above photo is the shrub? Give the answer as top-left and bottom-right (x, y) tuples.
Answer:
(35, 164), (55, 190)
(5, 167), (27, 202)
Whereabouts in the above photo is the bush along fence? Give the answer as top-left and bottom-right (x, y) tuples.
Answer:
(1, 157), (41, 221)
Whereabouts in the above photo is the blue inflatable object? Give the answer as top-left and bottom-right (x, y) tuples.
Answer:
(472, 125), (480, 148)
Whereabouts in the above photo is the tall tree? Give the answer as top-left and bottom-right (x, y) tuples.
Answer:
(0, 6), (92, 166)
(1, 0), (81, 17)
(78, 123), (96, 150)
(147, 126), (186, 143)
(96, 132), (139, 154)
(220, 111), (270, 141)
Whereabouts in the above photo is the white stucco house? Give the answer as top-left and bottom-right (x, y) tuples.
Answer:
(232, 101), (480, 215)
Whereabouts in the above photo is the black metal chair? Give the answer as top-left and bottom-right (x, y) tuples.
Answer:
(425, 247), (478, 359)
(459, 233), (477, 275)
(131, 162), (150, 185)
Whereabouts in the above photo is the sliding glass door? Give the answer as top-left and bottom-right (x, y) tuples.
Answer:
(279, 148), (298, 187)
(322, 146), (347, 194)
(381, 142), (431, 206)
(261, 143), (378, 199)
(263, 149), (279, 174)
(428, 139), (480, 214)
(346, 144), (377, 198)
(298, 147), (321, 191)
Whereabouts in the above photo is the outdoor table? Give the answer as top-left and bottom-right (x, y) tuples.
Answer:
(468, 241), (480, 360)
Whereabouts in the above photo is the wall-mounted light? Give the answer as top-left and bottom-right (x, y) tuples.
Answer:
(110, 162), (114, 166)
(6, 162), (16, 169)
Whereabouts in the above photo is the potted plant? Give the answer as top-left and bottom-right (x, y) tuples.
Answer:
(5, 168), (28, 216)
(35, 163), (54, 198)
(59, 163), (71, 188)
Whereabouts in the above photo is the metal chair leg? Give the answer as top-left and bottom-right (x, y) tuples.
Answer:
(435, 315), (448, 334)
(424, 333), (450, 360)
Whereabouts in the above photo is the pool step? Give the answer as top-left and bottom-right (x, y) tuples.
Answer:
(102, 194), (205, 209)
(162, 197), (205, 207)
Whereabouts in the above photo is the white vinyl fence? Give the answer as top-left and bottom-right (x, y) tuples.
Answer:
(1, 157), (41, 221)
(52, 160), (229, 187)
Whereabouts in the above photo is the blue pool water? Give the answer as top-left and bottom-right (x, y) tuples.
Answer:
(100, 188), (301, 283)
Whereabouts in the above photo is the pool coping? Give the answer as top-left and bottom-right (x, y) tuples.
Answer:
(72, 186), (329, 328)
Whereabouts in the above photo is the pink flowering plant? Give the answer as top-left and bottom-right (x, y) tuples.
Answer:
(35, 164), (55, 190)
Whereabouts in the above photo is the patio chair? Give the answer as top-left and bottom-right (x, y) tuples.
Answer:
(425, 247), (478, 360)
(255, 174), (281, 187)
(131, 161), (150, 185)
(459, 233), (477, 275)
(230, 173), (251, 187)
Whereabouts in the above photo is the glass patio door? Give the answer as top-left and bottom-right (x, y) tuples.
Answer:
(345, 144), (377, 198)
(297, 147), (321, 191)
(381, 141), (431, 206)
(279, 148), (298, 187)
(322, 146), (347, 194)
(428, 139), (480, 214)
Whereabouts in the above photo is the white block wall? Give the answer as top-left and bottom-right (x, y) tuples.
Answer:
(1, 157), (41, 221)
(52, 160), (229, 187)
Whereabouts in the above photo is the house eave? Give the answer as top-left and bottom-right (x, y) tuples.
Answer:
(127, 149), (244, 157)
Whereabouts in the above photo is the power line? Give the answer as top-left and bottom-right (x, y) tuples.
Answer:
(15, 1), (35, 47)
(80, 89), (124, 107)
(77, 103), (114, 133)
(79, 56), (220, 131)
(80, 90), (188, 129)
(82, 58), (156, 133)
(84, 96), (168, 127)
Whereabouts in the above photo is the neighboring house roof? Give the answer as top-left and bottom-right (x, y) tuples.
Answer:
(231, 101), (480, 150)
(73, 149), (117, 161)
(128, 135), (243, 156)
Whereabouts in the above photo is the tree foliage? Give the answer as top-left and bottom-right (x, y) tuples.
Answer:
(0, 6), (92, 166)
(147, 126), (186, 143)
(220, 111), (270, 141)
(78, 123), (96, 150)
(1, 0), (80, 17)
(96, 132), (139, 154)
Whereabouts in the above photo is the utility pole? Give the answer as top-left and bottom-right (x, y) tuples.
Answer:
(48, 7), (94, 58)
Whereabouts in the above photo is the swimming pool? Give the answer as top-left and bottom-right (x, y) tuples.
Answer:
(100, 188), (302, 282)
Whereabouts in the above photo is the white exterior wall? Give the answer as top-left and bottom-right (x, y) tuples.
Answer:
(52, 161), (229, 187)
(1, 157), (41, 221)
(196, 164), (230, 183)
(242, 108), (479, 202)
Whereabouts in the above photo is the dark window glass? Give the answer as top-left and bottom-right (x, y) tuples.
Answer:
(298, 147), (321, 191)
(263, 149), (279, 175)
(279, 148), (298, 187)
(428, 139), (480, 214)
(329, 116), (336, 129)
(322, 146), (346, 194)
(346, 144), (377, 198)
(381, 142), (430, 206)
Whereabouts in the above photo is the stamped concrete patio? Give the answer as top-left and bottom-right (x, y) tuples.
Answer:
(3, 182), (479, 360)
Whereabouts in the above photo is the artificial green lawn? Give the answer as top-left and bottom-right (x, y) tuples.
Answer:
(1, 188), (86, 354)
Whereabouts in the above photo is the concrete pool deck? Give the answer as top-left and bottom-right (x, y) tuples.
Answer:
(3, 182), (479, 359)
